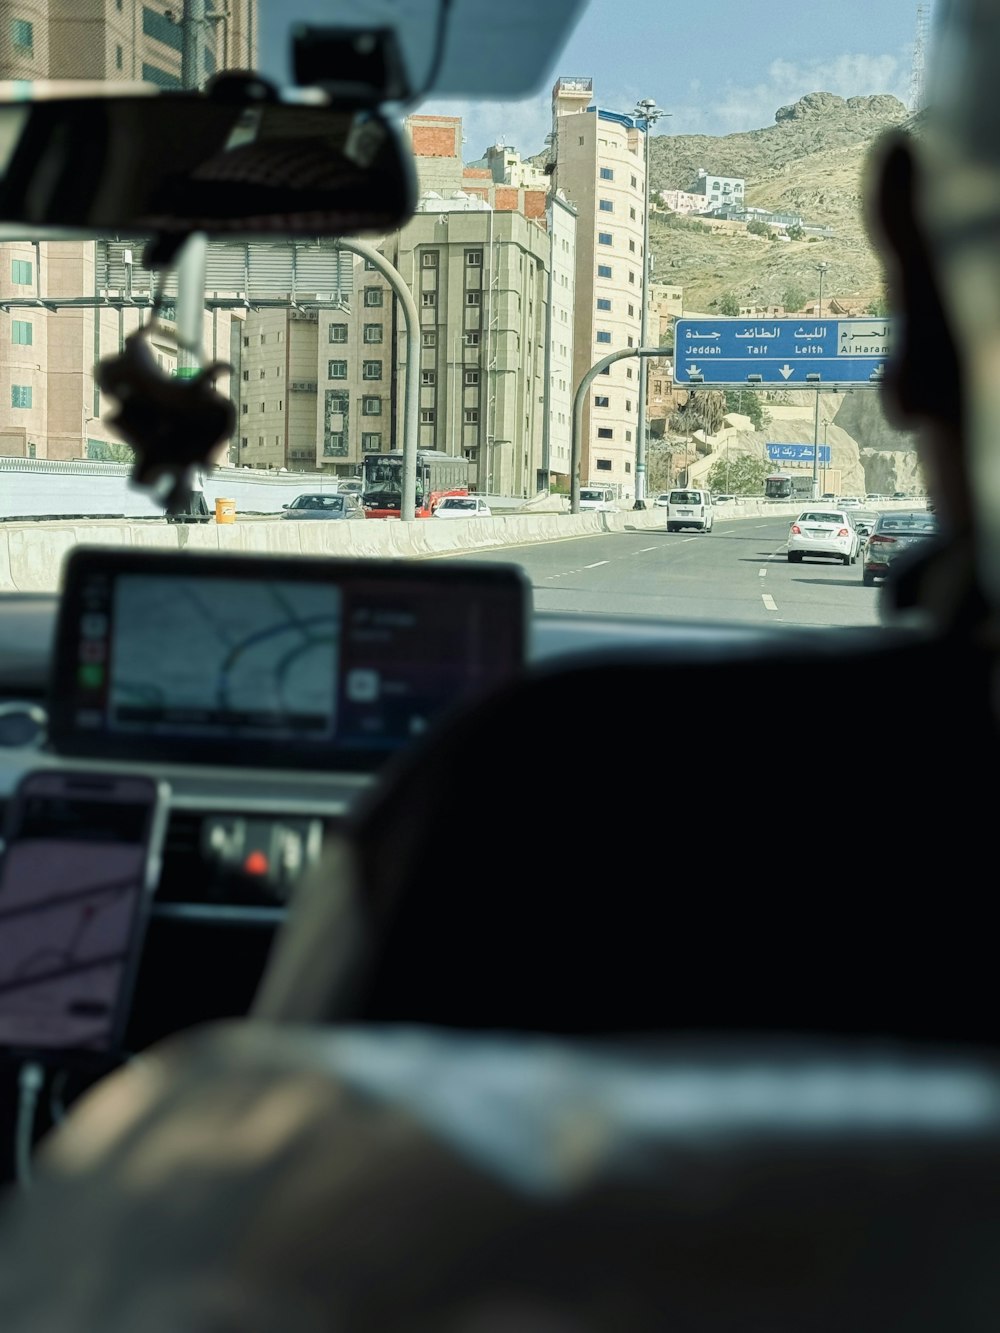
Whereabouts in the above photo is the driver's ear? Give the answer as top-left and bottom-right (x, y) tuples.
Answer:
(864, 130), (963, 432)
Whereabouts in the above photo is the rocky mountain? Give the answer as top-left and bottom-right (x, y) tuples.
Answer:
(648, 93), (912, 313)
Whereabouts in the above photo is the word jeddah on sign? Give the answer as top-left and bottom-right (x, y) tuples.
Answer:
(673, 318), (891, 387)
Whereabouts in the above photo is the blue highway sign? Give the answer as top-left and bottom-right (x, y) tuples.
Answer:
(674, 317), (890, 386)
(767, 443), (832, 463)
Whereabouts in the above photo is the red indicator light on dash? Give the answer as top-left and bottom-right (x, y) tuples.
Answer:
(243, 850), (269, 876)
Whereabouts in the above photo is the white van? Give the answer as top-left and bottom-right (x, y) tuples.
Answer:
(578, 487), (616, 513)
(666, 488), (714, 533)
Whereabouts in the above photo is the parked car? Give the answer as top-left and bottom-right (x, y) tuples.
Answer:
(714, 494), (738, 505)
(665, 488), (714, 533)
(653, 493), (671, 508)
(787, 508), (862, 565)
(836, 496), (863, 509)
(433, 496), (493, 518)
(281, 493), (366, 520)
(861, 510), (939, 586)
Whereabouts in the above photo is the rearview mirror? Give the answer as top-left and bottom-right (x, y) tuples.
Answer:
(0, 81), (416, 248)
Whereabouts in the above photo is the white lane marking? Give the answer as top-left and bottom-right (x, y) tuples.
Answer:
(584, 560), (610, 568)
(759, 567), (767, 577)
(638, 547), (656, 553)
(762, 593), (778, 611)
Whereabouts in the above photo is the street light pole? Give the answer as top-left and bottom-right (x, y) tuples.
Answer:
(633, 97), (669, 510)
(811, 261), (828, 499)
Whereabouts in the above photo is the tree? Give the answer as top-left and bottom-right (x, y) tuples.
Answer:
(706, 453), (770, 496)
(866, 290), (890, 316)
(782, 284), (806, 312)
(747, 219), (771, 238)
(87, 440), (135, 464)
(669, 389), (726, 436)
(723, 390), (768, 432)
(718, 291), (740, 316)
(786, 224), (805, 241)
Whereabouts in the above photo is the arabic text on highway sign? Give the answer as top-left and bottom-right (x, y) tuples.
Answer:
(675, 317), (891, 386)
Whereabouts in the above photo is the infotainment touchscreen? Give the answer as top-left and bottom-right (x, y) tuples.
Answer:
(48, 549), (529, 771)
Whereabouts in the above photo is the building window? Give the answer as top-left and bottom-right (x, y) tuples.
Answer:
(363, 324), (383, 343)
(421, 291), (437, 307)
(241, 404), (248, 414)
(362, 432), (382, 451)
(243, 336), (249, 347)
(598, 232), (613, 246)
(596, 298), (611, 311)
(627, 336), (634, 347)
(599, 167), (614, 180)
(11, 319), (32, 345)
(421, 370), (436, 386)
(422, 251), (440, 267)
(596, 458), (613, 471)
(596, 331), (612, 344)
(11, 259), (32, 285)
(364, 287), (384, 307)
(11, 385), (32, 409)
(597, 264), (612, 278)
(631, 175), (638, 188)
(10, 18), (33, 53)
(628, 271), (636, 284)
(241, 437), (248, 448)
(594, 395), (610, 408)
(362, 361), (383, 380)
(422, 331), (437, 347)
(599, 199), (614, 212)
(630, 207), (636, 220)
(259, 369), (266, 378)
(464, 408), (479, 424)
(329, 324), (348, 343)
(258, 436), (264, 446)
(260, 333), (266, 343)
(464, 331), (480, 346)
(259, 402), (265, 412)
(464, 370), (480, 385)
(628, 304), (634, 317)
(328, 360), (347, 379)
(362, 397), (382, 415)
(597, 427), (613, 439)
(364, 257), (379, 269)
(242, 370), (249, 381)
(629, 239), (636, 252)
(626, 399), (632, 411)
(466, 250), (483, 266)
(466, 292), (481, 306)
(116, 44), (124, 70)
(420, 409), (436, 424)
(626, 430), (633, 443)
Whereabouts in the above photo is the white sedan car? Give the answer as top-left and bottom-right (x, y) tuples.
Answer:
(433, 495), (493, 518)
(787, 509), (861, 566)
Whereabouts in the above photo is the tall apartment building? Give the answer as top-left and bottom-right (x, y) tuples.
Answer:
(551, 76), (647, 498)
(237, 113), (562, 493)
(546, 191), (577, 483)
(0, 1), (258, 459)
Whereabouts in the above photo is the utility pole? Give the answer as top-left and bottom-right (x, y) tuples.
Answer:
(632, 98), (669, 509)
(811, 261), (828, 499)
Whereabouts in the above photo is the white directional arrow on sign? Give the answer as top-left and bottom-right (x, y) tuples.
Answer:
(779, 364), (795, 379)
(686, 364), (700, 378)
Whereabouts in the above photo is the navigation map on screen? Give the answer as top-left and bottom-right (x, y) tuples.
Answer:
(109, 575), (341, 740)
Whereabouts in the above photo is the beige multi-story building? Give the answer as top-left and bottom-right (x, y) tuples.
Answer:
(0, 1), (257, 460)
(546, 190), (577, 483)
(238, 114), (560, 494)
(550, 76), (647, 498)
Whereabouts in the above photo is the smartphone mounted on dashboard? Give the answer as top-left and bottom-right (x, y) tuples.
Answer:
(0, 770), (169, 1074)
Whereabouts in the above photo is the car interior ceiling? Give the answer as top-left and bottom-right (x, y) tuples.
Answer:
(0, 1), (998, 1327)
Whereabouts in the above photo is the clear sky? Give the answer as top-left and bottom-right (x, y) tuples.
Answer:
(262, 1), (934, 159)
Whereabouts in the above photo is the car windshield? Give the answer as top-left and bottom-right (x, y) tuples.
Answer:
(1, 0), (984, 1323)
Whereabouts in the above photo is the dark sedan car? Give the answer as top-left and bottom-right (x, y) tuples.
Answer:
(281, 493), (366, 520)
(861, 510), (938, 586)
